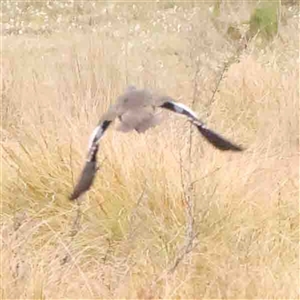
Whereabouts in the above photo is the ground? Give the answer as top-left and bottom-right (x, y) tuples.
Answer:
(1, 1), (299, 299)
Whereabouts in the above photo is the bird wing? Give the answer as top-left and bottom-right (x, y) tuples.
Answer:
(159, 99), (243, 151)
(87, 108), (117, 151)
(69, 143), (99, 200)
(88, 119), (113, 150)
(69, 109), (116, 200)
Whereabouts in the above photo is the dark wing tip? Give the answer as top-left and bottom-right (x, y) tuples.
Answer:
(196, 125), (244, 152)
(69, 192), (79, 201)
(69, 160), (98, 201)
(160, 101), (175, 111)
(160, 100), (244, 151)
(69, 178), (87, 201)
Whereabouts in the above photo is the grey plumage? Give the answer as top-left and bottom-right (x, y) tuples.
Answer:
(69, 86), (244, 200)
(114, 87), (160, 133)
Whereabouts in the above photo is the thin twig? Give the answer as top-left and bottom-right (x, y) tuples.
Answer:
(69, 138), (74, 187)
(168, 231), (200, 274)
(186, 56), (201, 257)
(188, 57), (201, 159)
(168, 58), (201, 275)
(209, 34), (249, 107)
(209, 62), (229, 106)
(70, 199), (82, 237)
(127, 184), (147, 241)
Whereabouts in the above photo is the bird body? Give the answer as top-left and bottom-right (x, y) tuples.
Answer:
(114, 88), (161, 133)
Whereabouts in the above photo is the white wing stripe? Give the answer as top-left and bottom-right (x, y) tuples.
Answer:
(88, 125), (103, 150)
(172, 102), (198, 119)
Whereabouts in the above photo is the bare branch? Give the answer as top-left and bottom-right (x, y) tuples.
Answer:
(168, 58), (202, 275)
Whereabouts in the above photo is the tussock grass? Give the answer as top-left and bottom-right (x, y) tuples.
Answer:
(1, 2), (299, 299)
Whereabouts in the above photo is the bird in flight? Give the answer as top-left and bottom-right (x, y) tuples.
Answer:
(69, 86), (243, 200)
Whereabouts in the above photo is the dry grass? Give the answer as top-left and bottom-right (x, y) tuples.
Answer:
(1, 2), (299, 299)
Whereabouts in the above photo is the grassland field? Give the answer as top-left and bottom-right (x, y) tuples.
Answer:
(1, 1), (299, 299)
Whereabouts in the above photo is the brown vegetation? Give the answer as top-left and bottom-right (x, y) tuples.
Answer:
(1, 1), (299, 299)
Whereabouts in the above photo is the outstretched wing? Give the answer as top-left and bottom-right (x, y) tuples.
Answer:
(88, 119), (113, 150)
(69, 110), (116, 200)
(159, 100), (243, 151)
(69, 143), (99, 200)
